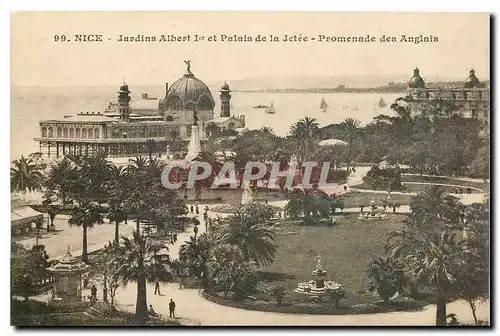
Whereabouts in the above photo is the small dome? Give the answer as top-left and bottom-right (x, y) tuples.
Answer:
(119, 82), (130, 92)
(465, 69), (481, 88)
(165, 62), (215, 111)
(408, 67), (425, 89)
(221, 81), (230, 90)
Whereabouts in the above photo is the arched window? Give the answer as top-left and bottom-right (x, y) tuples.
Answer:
(87, 128), (93, 139)
(69, 128), (74, 138)
(76, 128), (81, 138)
(57, 127), (62, 138)
(48, 127), (53, 138)
(94, 128), (100, 139)
(82, 129), (87, 139)
(42, 127), (47, 138)
(166, 115), (174, 122)
(63, 128), (68, 138)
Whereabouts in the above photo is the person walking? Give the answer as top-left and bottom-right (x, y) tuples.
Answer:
(154, 281), (161, 295)
(195, 205), (199, 215)
(190, 205), (194, 215)
(169, 299), (176, 318)
(90, 284), (97, 303)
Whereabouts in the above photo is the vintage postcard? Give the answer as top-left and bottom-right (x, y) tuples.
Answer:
(10, 12), (490, 326)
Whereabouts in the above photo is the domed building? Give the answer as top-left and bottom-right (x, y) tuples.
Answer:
(408, 67), (425, 89)
(464, 69), (482, 88)
(35, 61), (245, 159)
(406, 67), (490, 136)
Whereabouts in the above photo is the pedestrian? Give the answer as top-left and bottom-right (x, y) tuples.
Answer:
(91, 284), (97, 302)
(169, 299), (176, 318)
(195, 205), (199, 214)
(204, 205), (209, 212)
(154, 281), (161, 295)
(190, 205), (194, 214)
(467, 187), (471, 195)
(278, 211), (282, 219)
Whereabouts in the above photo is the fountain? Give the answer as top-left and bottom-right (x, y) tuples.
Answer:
(358, 198), (388, 220)
(295, 256), (344, 297)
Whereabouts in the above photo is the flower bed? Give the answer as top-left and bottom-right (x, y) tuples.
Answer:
(200, 290), (426, 315)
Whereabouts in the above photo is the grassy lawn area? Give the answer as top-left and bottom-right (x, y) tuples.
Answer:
(259, 214), (406, 305)
(401, 183), (482, 194)
(343, 192), (411, 208)
(401, 175), (488, 191)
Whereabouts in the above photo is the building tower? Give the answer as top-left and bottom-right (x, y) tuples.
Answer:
(220, 82), (231, 117)
(118, 82), (131, 122)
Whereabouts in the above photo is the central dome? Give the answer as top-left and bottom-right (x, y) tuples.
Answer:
(165, 62), (215, 111)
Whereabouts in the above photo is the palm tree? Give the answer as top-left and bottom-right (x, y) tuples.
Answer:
(107, 165), (129, 243)
(11, 156), (44, 193)
(289, 117), (321, 162)
(410, 185), (461, 224)
(68, 199), (104, 263)
(208, 244), (253, 299)
(260, 127), (275, 135)
(387, 227), (464, 326)
(178, 233), (213, 289)
(218, 209), (277, 267)
(339, 118), (361, 172)
(113, 230), (172, 323)
(367, 257), (406, 305)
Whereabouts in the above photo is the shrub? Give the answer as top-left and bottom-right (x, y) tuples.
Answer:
(269, 286), (287, 305)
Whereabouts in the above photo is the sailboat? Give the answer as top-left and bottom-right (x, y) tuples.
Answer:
(378, 98), (387, 108)
(265, 102), (276, 114)
(351, 103), (358, 111)
(320, 97), (329, 112)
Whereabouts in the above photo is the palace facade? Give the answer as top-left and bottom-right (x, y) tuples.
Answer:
(406, 68), (490, 130)
(35, 62), (245, 158)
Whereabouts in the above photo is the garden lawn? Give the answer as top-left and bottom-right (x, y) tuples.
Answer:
(342, 192), (411, 208)
(401, 183), (482, 194)
(259, 214), (406, 305)
(401, 175), (489, 191)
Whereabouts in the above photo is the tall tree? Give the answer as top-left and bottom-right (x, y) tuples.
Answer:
(289, 117), (321, 162)
(113, 230), (172, 323)
(339, 118), (361, 172)
(387, 226), (464, 326)
(68, 199), (104, 263)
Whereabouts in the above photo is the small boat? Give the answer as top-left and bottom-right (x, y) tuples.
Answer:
(320, 97), (329, 112)
(253, 105), (268, 109)
(378, 98), (387, 108)
(351, 104), (358, 111)
(265, 102), (276, 114)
